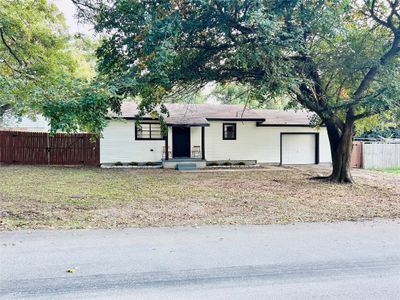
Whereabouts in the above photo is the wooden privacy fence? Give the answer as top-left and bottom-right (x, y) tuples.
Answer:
(351, 141), (363, 168)
(0, 131), (100, 166)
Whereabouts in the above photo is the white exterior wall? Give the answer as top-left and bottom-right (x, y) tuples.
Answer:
(101, 120), (165, 163)
(203, 121), (331, 164)
(100, 119), (331, 164)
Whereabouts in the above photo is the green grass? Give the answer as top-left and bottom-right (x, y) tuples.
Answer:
(375, 167), (400, 174)
(0, 165), (399, 230)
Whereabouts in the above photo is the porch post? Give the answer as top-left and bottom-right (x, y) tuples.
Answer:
(201, 126), (205, 160)
(165, 127), (169, 160)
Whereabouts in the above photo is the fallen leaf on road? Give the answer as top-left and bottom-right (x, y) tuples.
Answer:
(67, 268), (77, 273)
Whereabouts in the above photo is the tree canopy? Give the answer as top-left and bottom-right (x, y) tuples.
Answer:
(1, 0), (70, 113)
(0, 0), (113, 136)
(76, 1), (398, 111)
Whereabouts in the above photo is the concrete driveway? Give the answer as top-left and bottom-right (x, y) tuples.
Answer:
(1, 220), (400, 299)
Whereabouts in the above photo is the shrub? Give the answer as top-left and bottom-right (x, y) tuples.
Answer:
(128, 162), (139, 166)
(114, 161), (123, 166)
(237, 161), (246, 166)
(207, 162), (219, 166)
(223, 161), (233, 166)
(145, 161), (155, 166)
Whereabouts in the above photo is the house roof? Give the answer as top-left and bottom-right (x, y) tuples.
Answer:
(256, 109), (314, 126)
(110, 102), (313, 126)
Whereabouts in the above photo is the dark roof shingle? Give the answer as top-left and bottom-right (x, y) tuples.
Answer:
(110, 102), (313, 126)
(256, 109), (313, 126)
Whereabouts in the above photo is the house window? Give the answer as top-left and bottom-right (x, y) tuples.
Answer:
(223, 123), (236, 140)
(135, 123), (164, 140)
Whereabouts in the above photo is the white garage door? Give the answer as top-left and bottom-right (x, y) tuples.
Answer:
(281, 134), (317, 164)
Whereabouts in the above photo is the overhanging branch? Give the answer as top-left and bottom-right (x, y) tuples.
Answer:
(351, 2), (400, 104)
(0, 29), (24, 66)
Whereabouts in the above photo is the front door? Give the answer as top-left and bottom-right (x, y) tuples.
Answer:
(172, 127), (190, 158)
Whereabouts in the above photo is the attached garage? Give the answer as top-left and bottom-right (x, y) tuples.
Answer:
(280, 133), (319, 165)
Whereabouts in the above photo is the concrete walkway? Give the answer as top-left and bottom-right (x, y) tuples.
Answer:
(1, 220), (400, 299)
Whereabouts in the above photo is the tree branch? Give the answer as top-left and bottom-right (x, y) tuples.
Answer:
(214, 1), (255, 35)
(0, 29), (24, 66)
(350, 1), (400, 104)
(366, 0), (400, 33)
(352, 34), (399, 101)
(353, 108), (387, 120)
(70, 0), (97, 12)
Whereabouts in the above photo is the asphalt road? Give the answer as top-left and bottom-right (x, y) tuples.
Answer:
(1, 220), (400, 299)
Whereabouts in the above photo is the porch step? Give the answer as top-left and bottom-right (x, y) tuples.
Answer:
(176, 163), (197, 170)
(163, 159), (206, 169)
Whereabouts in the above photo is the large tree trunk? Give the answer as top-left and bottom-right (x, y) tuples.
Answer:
(326, 119), (355, 183)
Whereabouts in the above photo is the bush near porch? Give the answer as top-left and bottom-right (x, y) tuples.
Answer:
(0, 165), (399, 230)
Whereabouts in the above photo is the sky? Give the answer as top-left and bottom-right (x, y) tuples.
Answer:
(53, 0), (94, 36)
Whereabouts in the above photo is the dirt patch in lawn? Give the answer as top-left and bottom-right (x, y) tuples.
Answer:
(0, 165), (399, 230)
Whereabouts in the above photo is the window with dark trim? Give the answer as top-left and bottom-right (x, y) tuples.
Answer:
(223, 123), (236, 140)
(135, 123), (164, 140)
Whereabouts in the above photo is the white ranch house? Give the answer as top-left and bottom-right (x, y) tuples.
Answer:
(101, 102), (332, 167)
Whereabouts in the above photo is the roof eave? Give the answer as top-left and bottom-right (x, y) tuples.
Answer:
(166, 123), (210, 127)
(256, 123), (325, 127)
(206, 118), (266, 122)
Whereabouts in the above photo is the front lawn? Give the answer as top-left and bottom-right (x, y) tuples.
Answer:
(0, 165), (399, 230)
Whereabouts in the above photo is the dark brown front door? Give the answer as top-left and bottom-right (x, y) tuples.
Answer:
(172, 127), (190, 158)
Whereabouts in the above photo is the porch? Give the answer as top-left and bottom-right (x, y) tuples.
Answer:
(162, 120), (209, 169)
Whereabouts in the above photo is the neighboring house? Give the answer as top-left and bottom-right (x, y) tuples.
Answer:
(101, 102), (332, 166)
(0, 114), (50, 132)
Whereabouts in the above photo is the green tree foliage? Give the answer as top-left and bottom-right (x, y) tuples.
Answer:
(70, 35), (99, 80)
(209, 83), (290, 109)
(356, 106), (400, 137)
(0, 0), (70, 113)
(0, 0), (114, 136)
(74, 0), (399, 182)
